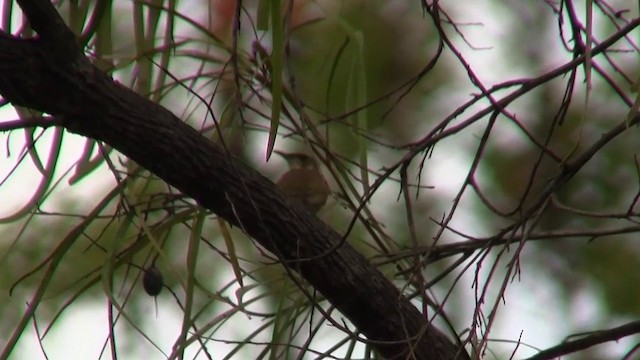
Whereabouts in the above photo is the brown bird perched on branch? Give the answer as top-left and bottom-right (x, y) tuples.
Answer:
(275, 151), (330, 213)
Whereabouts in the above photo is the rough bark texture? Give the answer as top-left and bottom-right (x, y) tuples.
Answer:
(0, 1), (468, 359)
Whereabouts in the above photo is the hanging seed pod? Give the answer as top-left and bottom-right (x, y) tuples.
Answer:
(143, 266), (163, 297)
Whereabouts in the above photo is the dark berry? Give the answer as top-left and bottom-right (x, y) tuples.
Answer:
(143, 266), (163, 296)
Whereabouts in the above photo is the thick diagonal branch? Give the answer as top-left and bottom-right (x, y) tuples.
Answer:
(0, 1), (467, 359)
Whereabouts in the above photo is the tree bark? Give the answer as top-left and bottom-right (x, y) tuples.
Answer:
(0, 1), (468, 359)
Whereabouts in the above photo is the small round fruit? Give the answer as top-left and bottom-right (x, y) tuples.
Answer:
(143, 266), (163, 297)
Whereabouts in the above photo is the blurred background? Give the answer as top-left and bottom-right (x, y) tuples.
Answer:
(1, 0), (640, 359)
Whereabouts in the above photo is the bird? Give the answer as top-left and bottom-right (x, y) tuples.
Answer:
(275, 151), (330, 213)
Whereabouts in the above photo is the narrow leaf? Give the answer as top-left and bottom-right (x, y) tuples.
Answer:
(266, 0), (283, 160)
